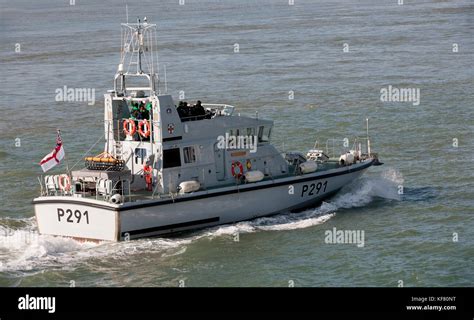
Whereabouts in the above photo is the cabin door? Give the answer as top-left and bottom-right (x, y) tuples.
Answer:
(214, 143), (225, 181)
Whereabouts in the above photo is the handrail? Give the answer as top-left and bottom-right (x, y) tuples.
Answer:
(323, 137), (371, 159)
(179, 113), (210, 121)
(202, 103), (235, 116)
(177, 104), (235, 121)
(201, 103), (235, 108)
(325, 139), (346, 158)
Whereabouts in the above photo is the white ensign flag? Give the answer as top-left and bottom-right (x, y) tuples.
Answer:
(39, 131), (65, 172)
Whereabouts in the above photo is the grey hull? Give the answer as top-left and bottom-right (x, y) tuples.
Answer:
(119, 160), (372, 239)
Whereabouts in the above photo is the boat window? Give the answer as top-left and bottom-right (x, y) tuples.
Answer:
(236, 129), (240, 137)
(258, 126), (271, 142)
(163, 148), (181, 168)
(258, 126), (264, 142)
(183, 146), (197, 164)
(134, 148), (147, 165)
(263, 127), (271, 142)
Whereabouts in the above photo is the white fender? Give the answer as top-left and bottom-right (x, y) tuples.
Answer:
(339, 153), (355, 166)
(299, 161), (318, 174)
(179, 180), (200, 193)
(244, 170), (264, 182)
(110, 194), (123, 204)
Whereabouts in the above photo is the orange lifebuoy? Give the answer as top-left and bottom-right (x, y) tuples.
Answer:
(58, 174), (71, 192)
(138, 120), (150, 138)
(123, 119), (136, 136)
(231, 161), (244, 178)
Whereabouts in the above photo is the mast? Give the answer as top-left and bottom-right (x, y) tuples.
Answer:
(114, 17), (159, 97)
(366, 118), (371, 157)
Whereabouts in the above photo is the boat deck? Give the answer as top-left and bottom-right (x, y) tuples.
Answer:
(92, 159), (345, 203)
(42, 159), (363, 204)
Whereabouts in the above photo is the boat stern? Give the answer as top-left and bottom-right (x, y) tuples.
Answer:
(33, 196), (120, 242)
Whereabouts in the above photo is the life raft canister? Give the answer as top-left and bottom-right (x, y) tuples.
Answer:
(138, 119), (151, 138)
(231, 161), (244, 178)
(58, 174), (71, 192)
(123, 119), (136, 136)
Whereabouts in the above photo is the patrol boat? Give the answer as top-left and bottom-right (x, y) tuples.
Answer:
(33, 19), (383, 241)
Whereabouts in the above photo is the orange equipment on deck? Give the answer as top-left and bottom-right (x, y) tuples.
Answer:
(85, 152), (125, 171)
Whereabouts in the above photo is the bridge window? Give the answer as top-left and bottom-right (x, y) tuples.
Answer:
(258, 126), (271, 142)
(163, 148), (181, 168)
(183, 146), (197, 164)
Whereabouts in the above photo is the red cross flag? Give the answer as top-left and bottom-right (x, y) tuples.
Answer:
(39, 130), (65, 172)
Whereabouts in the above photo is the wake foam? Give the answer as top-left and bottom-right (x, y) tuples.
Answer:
(0, 218), (195, 274)
(0, 168), (401, 274)
(330, 166), (402, 208)
(207, 167), (402, 235)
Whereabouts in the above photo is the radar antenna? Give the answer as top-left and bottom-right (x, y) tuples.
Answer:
(114, 17), (159, 97)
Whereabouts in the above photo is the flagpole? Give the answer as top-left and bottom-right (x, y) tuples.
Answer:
(58, 129), (71, 176)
